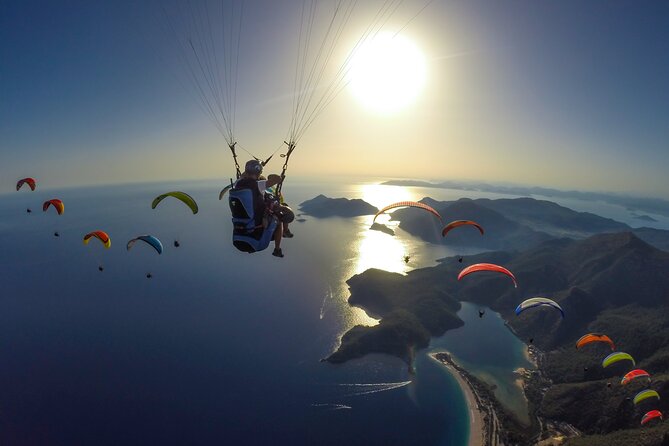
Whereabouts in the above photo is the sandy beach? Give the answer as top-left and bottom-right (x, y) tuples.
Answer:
(429, 353), (485, 446)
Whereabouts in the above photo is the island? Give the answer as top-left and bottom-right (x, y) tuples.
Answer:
(369, 222), (394, 235)
(298, 193), (669, 252)
(381, 179), (669, 218)
(299, 194), (377, 217)
(634, 214), (658, 223)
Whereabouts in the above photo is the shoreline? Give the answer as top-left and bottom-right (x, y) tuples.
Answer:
(429, 352), (487, 446)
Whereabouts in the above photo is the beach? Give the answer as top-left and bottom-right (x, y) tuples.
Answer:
(429, 353), (486, 446)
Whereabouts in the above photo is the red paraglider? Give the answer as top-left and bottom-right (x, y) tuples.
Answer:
(457, 263), (518, 288)
(16, 178), (37, 191)
(641, 410), (663, 426)
(621, 369), (651, 386)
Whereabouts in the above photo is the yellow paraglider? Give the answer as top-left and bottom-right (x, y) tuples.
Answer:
(152, 192), (199, 214)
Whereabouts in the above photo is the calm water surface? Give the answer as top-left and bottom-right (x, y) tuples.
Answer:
(0, 179), (607, 444)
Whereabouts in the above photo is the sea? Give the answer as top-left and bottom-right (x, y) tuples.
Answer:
(1, 177), (666, 445)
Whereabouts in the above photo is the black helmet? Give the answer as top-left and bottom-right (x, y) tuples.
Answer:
(245, 159), (263, 175)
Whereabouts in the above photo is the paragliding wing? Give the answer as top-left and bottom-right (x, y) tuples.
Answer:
(641, 410), (663, 425)
(575, 333), (615, 350)
(634, 390), (660, 405)
(621, 369), (651, 385)
(457, 263), (518, 288)
(442, 220), (484, 237)
(373, 201), (442, 223)
(127, 235), (163, 255)
(151, 192), (199, 214)
(83, 231), (111, 249)
(42, 199), (64, 215)
(515, 297), (564, 318)
(602, 352), (635, 368)
(219, 184), (233, 200)
(16, 178), (36, 191)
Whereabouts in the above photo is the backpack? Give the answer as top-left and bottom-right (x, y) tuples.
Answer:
(229, 179), (277, 253)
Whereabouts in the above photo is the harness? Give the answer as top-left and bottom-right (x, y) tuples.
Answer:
(229, 178), (277, 253)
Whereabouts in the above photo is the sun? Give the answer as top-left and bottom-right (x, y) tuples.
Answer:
(348, 32), (427, 114)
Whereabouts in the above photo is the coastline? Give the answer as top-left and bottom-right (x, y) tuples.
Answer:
(429, 352), (486, 446)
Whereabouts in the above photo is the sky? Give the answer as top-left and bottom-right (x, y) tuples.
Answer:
(1, 0), (668, 197)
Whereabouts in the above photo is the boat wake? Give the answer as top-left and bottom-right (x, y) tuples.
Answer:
(311, 403), (353, 410)
(319, 284), (333, 320)
(337, 381), (412, 397)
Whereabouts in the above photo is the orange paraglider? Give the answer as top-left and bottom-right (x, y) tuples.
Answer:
(442, 220), (484, 237)
(575, 333), (615, 351)
(83, 231), (111, 249)
(42, 199), (64, 215)
(373, 201), (442, 223)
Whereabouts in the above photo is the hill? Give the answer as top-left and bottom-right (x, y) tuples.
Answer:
(299, 194), (377, 217)
(329, 232), (669, 444)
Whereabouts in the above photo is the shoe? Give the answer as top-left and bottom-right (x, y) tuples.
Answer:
(283, 229), (294, 238)
(272, 248), (284, 258)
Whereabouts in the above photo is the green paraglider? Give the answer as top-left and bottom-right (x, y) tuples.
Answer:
(152, 192), (199, 214)
(602, 352), (635, 368)
(634, 389), (660, 405)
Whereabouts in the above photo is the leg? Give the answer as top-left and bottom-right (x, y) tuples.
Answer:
(275, 204), (295, 237)
(274, 221), (283, 250)
(272, 221), (284, 257)
(283, 222), (293, 237)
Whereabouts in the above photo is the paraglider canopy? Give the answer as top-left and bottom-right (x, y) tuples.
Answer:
(634, 389), (660, 405)
(83, 231), (111, 249)
(152, 192), (199, 214)
(602, 352), (635, 368)
(576, 333), (615, 351)
(442, 220), (484, 237)
(127, 235), (163, 255)
(515, 297), (564, 318)
(457, 263), (518, 288)
(42, 199), (64, 215)
(373, 201), (442, 224)
(16, 177), (36, 191)
(641, 410), (663, 425)
(621, 369), (651, 385)
(219, 184), (233, 200)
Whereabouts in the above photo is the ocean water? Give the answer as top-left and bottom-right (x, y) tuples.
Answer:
(0, 179), (558, 445)
(430, 302), (534, 425)
(0, 180), (461, 445)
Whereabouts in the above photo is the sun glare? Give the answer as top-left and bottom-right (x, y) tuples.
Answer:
(349, 184), (416, 275)
(359, 183), (415, 211)
(349, 32), (427, 114)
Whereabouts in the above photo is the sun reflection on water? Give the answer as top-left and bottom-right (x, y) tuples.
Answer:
(333, 184), (422, 328)
(354, 222), (408, 275)
(353, 183), (421, 275)
(330, 183), (460, 330)
(357, 183), (417, 210)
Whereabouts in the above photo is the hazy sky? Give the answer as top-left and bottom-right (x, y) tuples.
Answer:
(2, 1), (668, 197)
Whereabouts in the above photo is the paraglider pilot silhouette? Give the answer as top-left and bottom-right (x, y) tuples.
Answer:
(229, 160), (295, 257)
